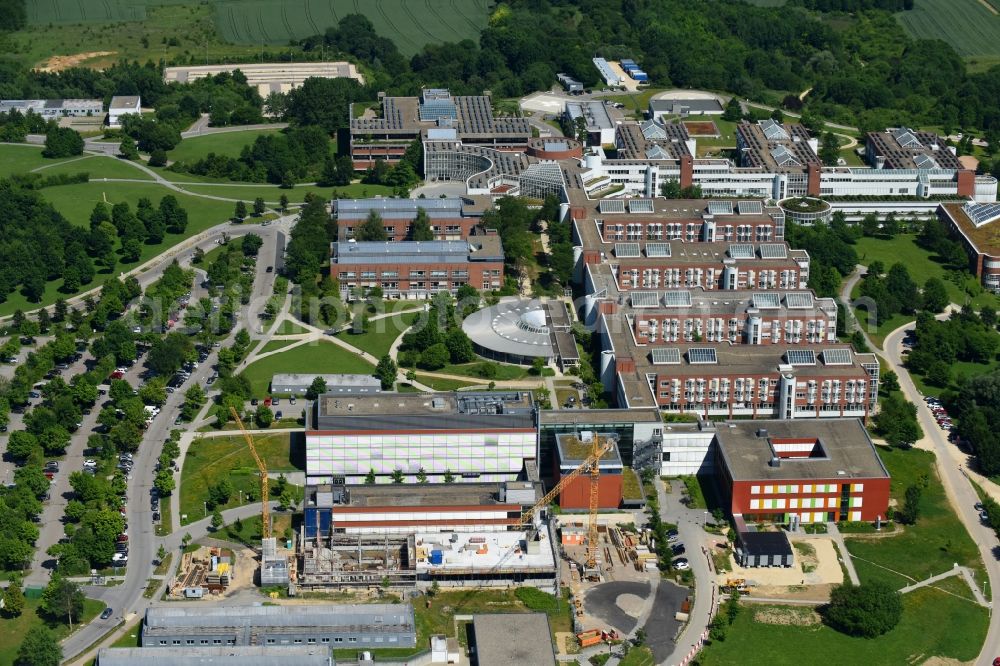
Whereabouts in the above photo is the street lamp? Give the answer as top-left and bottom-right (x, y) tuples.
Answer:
(239, 490), (244, 505)
(704, 511), (709, 526)
(203, 501), (207, 517)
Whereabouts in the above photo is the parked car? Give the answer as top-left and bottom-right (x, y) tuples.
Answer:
(672, 558), (690, 570)
(671, 543), (686, 556)
(275, 411), (283, 420)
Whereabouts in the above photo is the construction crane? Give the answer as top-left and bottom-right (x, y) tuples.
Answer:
(230, 405), (270, 539)
(519, 435), (610, 568)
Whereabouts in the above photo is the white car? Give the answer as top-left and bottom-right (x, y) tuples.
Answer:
(83, 460), (97, 468)
(673, 558), (690, 570)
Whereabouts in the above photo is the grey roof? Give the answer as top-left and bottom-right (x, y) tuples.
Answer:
(648, 98), (723, 113)
(714, 418), (890, 482)
(332, 197), (468, 221)
(109, 96), (141, 109)
(312, 391), (535, 432)
(565, 100), (614, 131)
(331, 238), (503, 265)
(145, 604), (412, 631)
(97, 646), (331, 666)
(271, 374), (380, 393)
(538, 407), (662, 426)
(473, 614), (556, 666)
(462, 299), (565, 360)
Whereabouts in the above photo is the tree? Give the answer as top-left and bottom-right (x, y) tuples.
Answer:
(208, 478), (234, 508)
(819, 131), (839, 166)
(722, 97), (742, 122)
(823, 581), (903, 638)
(16, 626), (62, 666)
(211, 508), (223, 531)
(253, 197), (266, 217)
(154, 469), (175, 497)
(880, 369), (900, 394)
(279, 194), (289, 212)
(410, 207), (434, 241)
(119, 136), (139, 160)
(444, 469), (455, 483)
(391, 469), (404, 484)
(899, 484), (922, 525)
(148, 333), (193, 376)
(921, 277), (948, 313)
(375, 354), (398, 390)
(233, 200), (247, 222)
(364, 468), (376, 485)
(148, 149), (167, 167)
(445, 328), (475, 364)
(305, 376), (327, 400)
(42, 127), (84, 158)
(255, 404), (274, 427)
(354, 210), (388, 241)
(418, 343), (449, 370)
(241, 233), (263, 256)
(3, 578), (25, 617)
(41, 576), (84, 630)
(156, 545), (167, 564)
(416, 467), (428, 483)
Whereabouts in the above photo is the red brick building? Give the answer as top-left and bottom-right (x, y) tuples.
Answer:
(713, 419), (891, 525)
(553, 433), (623, 510)
(332, 238), (504, 300)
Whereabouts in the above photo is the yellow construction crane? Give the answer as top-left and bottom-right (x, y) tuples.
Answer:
(230, 405), (270, 539)
(519, 436), (610, 568)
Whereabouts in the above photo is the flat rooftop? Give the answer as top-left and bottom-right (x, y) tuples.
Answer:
(555, 433), (623, 468)
(331, 237), (503, 264)
(97, 646), (331, 666)
(649, 98), (724, 113)
(737, 120), (819, 171)
(940, 202), (1000, 257)
(867, 128), (962, 170)
(715, 418), (890, 482)
(626, 288), (836, 317)
(615, 121), (691, 160)
(539, 407), (662, 426)
(332, 196), (478, 221)
(473, 613), (556, 666)
(312, 391), (536, 432)
(566, 100), (614, 131)
(415, 530), (556, 573)
(144, 603), (413, 630)
(306, 481), (539, 509)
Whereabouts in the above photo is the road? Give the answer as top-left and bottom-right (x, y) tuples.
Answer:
(655, 478), (716, 666)
(881, 323), (999, 665)
(49, 217), (291, 662)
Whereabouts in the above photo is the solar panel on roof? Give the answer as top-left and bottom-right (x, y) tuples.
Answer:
(737, 200), (764, 216)
(822, 348), (853, 366)
(761, 119), (790, 141)
(599, 200), (626, 214)
(728, 244), (755, 259)
(707, 201), (734, 216)
(631, 291), (660, 308)
(628, 199), (654, 214)
(785, 349), (817, 366)
(662, 291), (692, 307)
(770, 145), (800, 167)
(914, 153), (937, 170)
(615, 243), (641, 258)
(759, 244), (788, 259)
(964, 202), (1000, 228)
(752, 293), (781, 309)
(651, 348), (681, 365)
(687, 348), (718, 364)
(784, 293), (814, 309)
(645, 243), (671, 258)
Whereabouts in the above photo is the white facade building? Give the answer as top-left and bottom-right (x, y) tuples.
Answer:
(108, 96), (141, 128)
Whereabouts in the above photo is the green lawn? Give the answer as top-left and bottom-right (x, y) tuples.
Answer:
(414, 374), (478, 391)
(895, 0), (1000, 59)
(698, 587), (987, 665)
(259, 339), (299, 355)
(850, 234), (1000, 346)
(179, 183), (324, 204)
(0, 179), (234, 315)
(242, 340), (374, 396)
(0, 145), (153, 180)
(273, 319), (311, 335)
(844, 447), (985, 589)
(168, 129), (285, 163)
(0, 597), (105, 665)
(434, 361), (533, 381)
(179, 432), (302, 524)
(335, 310), (420, 359)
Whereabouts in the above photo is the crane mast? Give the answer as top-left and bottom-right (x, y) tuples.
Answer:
(230, 405), (270, 539)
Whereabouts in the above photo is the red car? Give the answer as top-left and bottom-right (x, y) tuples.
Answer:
(110, 370), (124, 380)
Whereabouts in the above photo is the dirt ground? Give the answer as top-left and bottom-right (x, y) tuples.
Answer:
(36, 51), (116, 72)
(683, 121), (720, 137)
(751, 605), (821, 626)
(716, 535), (843, 601)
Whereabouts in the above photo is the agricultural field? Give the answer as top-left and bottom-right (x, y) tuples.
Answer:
(895, 0), (1000, 59)
(22, 0), (490, 60)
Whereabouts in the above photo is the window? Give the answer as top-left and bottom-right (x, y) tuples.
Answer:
(827, 497), (837, 508)
(750, 499), (760, 510)
(789, 499), (798, 509)
(852, 483), (864, 492)
(764, 485), (774, 494)
(751, 485), (760, 494)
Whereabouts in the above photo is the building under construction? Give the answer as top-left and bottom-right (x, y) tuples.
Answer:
(296, 480), (561, 590)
